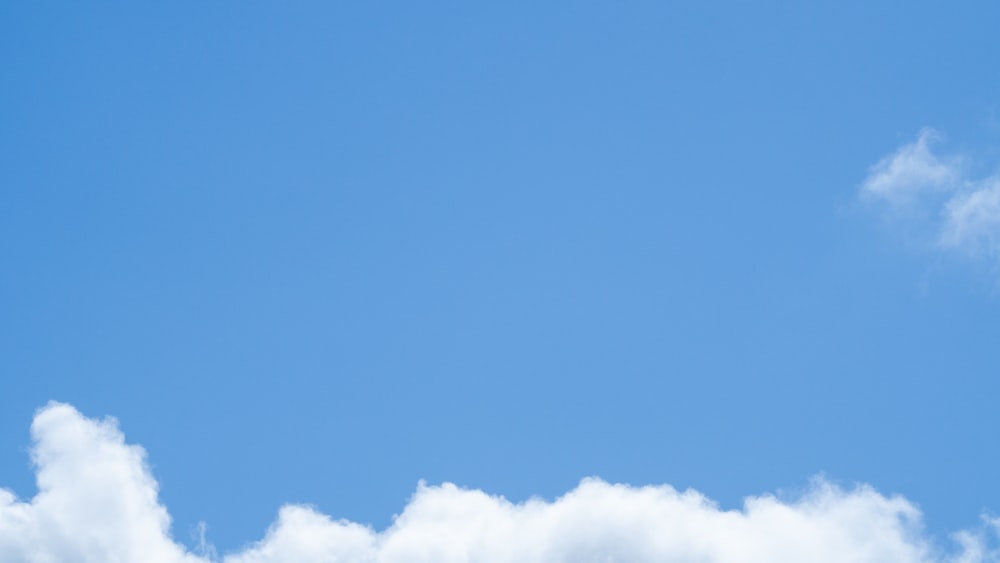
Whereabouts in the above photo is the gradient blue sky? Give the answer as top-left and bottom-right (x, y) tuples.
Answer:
(3, 1), (1000, 553)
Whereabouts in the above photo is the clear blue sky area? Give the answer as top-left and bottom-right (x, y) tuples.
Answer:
(3, 1), (1000, 552)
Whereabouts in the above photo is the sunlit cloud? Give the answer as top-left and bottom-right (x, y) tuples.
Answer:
(1, 403), (998, 562)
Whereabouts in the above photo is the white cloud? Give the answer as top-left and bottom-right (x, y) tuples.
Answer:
(1, 402), (998, 562)
(860, 129), (1000, 267)
(861, 129), (961, 207)
(940, 178), (1000, 259)
(0, 402), (203, 563)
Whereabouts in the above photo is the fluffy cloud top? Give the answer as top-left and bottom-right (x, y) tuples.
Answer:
(1, 402), (998, 562)
(860, 129), (1000, 265)
(0, 403), (203, 563)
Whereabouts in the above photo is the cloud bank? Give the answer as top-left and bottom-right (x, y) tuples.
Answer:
(860, 129), (1000, 266)
(1, 402), (998, 562)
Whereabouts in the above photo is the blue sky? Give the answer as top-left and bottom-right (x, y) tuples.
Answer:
(3, 2), (1000, 559)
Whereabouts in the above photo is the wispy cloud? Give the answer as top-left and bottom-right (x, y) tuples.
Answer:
(1, 403), (999, 562)
(861, 128), (961, 208)
(940, 178), (1000, 259)
(860, 129), (1000, 267)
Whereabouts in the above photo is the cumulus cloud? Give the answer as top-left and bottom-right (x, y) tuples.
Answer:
(1, 402), (999, 562)
(860, 129), (1000, 266)
(0, 403), (203, 563)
